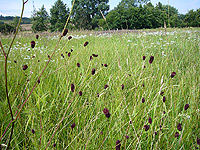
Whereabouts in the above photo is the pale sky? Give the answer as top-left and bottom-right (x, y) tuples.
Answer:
(0, 0), (200, 17)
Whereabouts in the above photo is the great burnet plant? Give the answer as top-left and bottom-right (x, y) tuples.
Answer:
(0, 0), (75, 149)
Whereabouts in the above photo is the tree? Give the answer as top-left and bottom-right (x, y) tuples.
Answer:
(12, 16), (19, 28)
(184, 9), (200, 27)
(50, 0), (69, 32)
(31, 5), (49, 32)
(71, 0), (109, 29)
(117, 0), (150, 8)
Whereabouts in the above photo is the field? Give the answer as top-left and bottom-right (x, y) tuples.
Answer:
(0, 28), (200, 149)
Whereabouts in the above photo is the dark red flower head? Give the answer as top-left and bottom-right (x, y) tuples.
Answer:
(92, 54), (98, 57)
(160, 91), (164, 96)
(103, 108), (111, 118)
(31, 129), (35, 134)
(97, 93), (99, 97)
(126, 135), (129, 139)
(71, 123), (75, 129)
(31, 41), (35, 48)
(142, 97), (145, 103)
(84, 41), (89, 47)
(175, 132), (179, 138)
(14, 60), (17, 63)
(149, 56), (154, 64)
(163, 96), (166, 102)
(177, 123), (182, 131)
(62, 28), (68, 36)
(53, 143), (56, 147)
(143, 56), (146, 60)
(184, 104), (189, 110)
(61, 53), (64, 58)
(79, 91), (82, 96)
(144, 124), (150, 131)
(104, 84), (108, 89)
(197, 138), (200, 145)
(77, 63), (80, 67)
(148, 117), (152, 124)
(104, 64), (108, 67)
(23, 65), (28, 70)
(71, 49), (73, 52)
(116, 140), (121, 150)
(171, 72), (176, 78)
(68, 52), (71, 57)
(90, 56), (93, 61)
(92, 68), (95, 75)
(36, 34), (39, 39)
(121, 84), (124, 90)
(68, 36), (72, 40)
(71, 84), (75, 92)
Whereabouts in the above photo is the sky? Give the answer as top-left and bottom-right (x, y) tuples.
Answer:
(0, 0), (200, 17)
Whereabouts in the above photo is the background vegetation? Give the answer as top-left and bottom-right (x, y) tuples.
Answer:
(0, 0), (200, 33)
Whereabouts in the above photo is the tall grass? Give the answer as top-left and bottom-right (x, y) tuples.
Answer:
(0, 28), (200, 149)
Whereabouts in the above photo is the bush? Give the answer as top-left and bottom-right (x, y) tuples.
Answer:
(0, 23), (15, 34)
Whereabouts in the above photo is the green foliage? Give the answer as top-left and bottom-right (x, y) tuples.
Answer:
(12, 16), (19, 28)
(184, 9), (200, 27)
(105, 2), (168, 30)
(0, 23), (15, 34)
(71, 0), (109, 29)
(0, 15), (31, 24)
(117, 0), (150, 8)
(50, 0), (69, 32)
(104, 2), (198, 29)
(31, 5), (49, 32)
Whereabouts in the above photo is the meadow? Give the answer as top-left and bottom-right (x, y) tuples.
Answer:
(0, 28), (200, 149)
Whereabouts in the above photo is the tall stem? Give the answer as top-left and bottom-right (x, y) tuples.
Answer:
(1, 0), (28, 149)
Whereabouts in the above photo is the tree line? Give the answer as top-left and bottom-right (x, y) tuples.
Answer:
(31, 0), (200, 32)
(1, 0), (200, 33)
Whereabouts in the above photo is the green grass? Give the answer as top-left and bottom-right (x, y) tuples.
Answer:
(0, 28), (200, 149)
